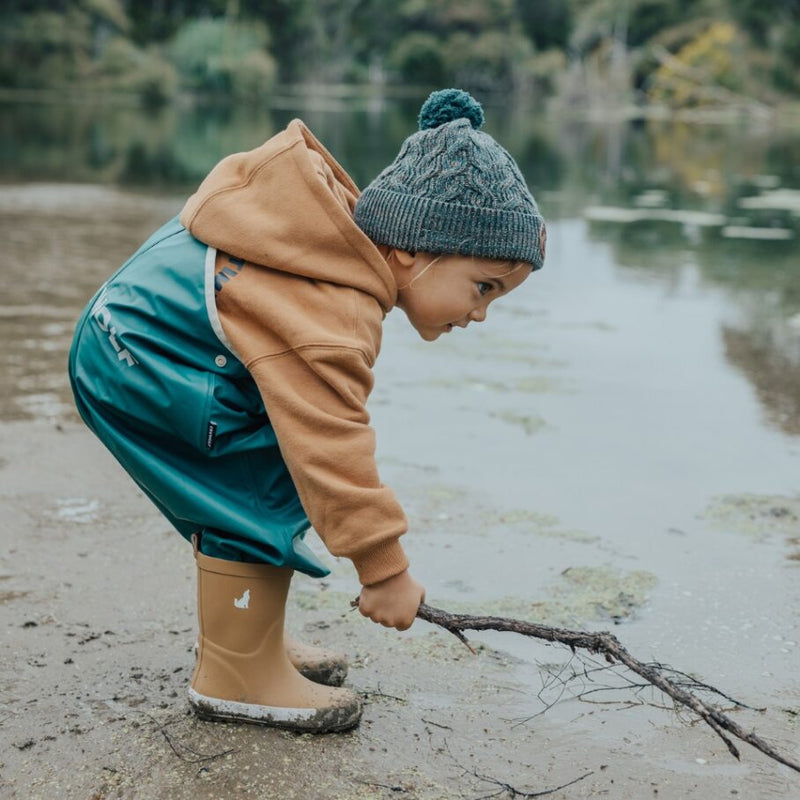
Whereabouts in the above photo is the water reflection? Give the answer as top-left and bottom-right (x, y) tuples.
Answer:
(723, 323), (800, 436)
(0, 100), (798, 435)
(0, 185), (182, 421)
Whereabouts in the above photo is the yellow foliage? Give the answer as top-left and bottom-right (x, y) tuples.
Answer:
(648, 21), (748, 107)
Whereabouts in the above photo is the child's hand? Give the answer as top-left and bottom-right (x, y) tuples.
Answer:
(357, 570), (426, 631)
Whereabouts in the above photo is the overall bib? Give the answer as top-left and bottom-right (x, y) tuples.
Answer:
(68, 217), (328, 577)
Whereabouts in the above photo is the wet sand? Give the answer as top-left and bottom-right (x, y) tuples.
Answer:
(1, 185), (799, 798)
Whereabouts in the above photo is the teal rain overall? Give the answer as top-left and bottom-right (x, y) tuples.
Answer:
(68, 217), (328, 576)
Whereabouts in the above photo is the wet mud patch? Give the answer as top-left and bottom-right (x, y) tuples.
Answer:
(0, 589), (31, 604)
(785, 536), (800, 564)
(700, 493), (800, 540)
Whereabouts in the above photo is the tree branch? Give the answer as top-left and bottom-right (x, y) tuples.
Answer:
(415, 603), (800, 774)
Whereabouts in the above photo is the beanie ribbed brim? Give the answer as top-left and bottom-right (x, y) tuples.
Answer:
(355, 188), (545, 270)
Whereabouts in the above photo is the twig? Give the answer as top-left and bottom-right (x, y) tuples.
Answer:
(362, 685), (407, 703)
(443, 737), (592, 799)
(416, 603), (800, 774)
(355, 779), (409, 793)
(469, 767), (593, 799)
(143, 712), (236, 764)
(421, 718), (453, 730)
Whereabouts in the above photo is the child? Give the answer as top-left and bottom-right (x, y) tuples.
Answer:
(68, 88), (546, 733)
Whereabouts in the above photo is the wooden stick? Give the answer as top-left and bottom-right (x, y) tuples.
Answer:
(415, 603), (800, 774)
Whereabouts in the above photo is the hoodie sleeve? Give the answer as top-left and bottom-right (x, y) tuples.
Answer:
(248, 342), (410, 586)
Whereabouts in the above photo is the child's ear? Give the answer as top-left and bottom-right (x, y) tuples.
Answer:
(393, 249), (416, 267)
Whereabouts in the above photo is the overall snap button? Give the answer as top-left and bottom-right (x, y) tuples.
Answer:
(214, 354), (227, 368)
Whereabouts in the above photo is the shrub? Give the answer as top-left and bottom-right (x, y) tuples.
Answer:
(389, 32), (447, 86)
(169, 18), (276, 97)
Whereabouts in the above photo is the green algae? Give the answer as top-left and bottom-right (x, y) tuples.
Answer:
(411, 374), (569, 393)
(492, 411), (551, 435)
(513, 375), (572, 393)
(525, 565), (657, 625)
(290, 588), (355, 614)
(497, 509), (560, 526)
(494, 509), (597, 543)
(700, 493), (800, 540)
(446, 565), (658, 627)
(425, 484), (468, 504)
(532, 528), (598, 543)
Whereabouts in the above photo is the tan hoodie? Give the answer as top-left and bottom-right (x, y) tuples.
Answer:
(180, 119), (409, 586)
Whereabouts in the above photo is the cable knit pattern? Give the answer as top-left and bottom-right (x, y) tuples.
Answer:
(355, 90), (545, 268)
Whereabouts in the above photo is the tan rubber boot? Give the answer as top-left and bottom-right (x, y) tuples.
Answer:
(192, 633), (348, 686)
(285, 633), (348, 687)
(188, 549), (362, 732)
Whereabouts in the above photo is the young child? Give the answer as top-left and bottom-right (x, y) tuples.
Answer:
(68, 88), (546, 733)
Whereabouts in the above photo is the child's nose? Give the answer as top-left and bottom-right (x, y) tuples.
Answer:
(469, 305), (487, 323)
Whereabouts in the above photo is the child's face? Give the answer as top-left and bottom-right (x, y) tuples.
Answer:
(394, 252), (532, 341)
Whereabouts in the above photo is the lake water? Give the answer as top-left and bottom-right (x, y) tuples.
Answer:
(1, 97), (799, 782)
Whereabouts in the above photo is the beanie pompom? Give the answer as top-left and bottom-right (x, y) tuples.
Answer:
(418, 89), (484, 131)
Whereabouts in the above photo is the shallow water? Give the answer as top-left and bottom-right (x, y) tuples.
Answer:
(1, 101), (798, 764)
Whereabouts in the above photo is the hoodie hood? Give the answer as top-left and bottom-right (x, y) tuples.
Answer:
(180, 120), (397, 313)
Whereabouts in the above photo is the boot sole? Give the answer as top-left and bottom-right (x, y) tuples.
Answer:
(187, 688), (362, 733)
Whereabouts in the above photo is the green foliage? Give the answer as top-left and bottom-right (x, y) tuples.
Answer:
(389, 0), (536, 92)
(168, 18), (276, 98)
(4, 0), (800, 103)
(625, 0), (697, 47)
(0, 9), (90, 87)
(729, 0), (782, 44)
(390, 33), (447, 86)
(516, 0), (572, 50)
(84, 0), (129, 32)
(96, 38), (178, 105)
(443, 29), (535, 93)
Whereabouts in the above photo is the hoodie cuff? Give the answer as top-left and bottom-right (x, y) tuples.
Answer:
(351, 538), (410, 586)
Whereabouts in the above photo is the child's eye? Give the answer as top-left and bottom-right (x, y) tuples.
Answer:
(477, 282), (493, 296)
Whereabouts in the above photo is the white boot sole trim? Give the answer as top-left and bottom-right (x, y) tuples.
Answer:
(189, 688), (317, 722)
(187, 688), (361, 732)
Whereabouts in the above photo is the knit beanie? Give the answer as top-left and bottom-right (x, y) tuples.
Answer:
(354, 88), (546, 269)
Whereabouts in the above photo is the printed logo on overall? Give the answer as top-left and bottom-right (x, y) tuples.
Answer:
(91, 290), (138, 367)
(234, 589), (250, 609)
(206, 421), (218, 450)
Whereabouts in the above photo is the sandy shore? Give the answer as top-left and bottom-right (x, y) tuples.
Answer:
(1, 421), (798, 800)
